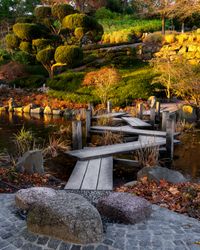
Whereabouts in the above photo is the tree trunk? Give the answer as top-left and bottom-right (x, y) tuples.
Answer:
(195, 107), (200, 122)
(181, 22), (185, 33)
(162, 15), (166, 35)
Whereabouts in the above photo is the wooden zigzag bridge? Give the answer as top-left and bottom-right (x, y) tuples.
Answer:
(65, 101), (180, 192)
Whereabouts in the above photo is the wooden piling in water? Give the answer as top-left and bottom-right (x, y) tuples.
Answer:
(166, 115), (175, 160)
(137, 103), (143, 119)
(72, 120), (82, 150)
(156, 101), (161, 122)
(86, 109), (91, 140)
(107, 101), (112, 113)
(162, 111), (169, 131)
(150, 108), (156, 127)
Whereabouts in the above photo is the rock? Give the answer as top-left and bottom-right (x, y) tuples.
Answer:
(27, 192), (103, 244)
(8, 98), (16, 112)
(14, 107), (23, 113)
(124, 180), (138, 187)
(52, 109), (63, 116)
(15, 187), (57, 210)
(16, 150), (44, 174)
(30, 107), (44, 114)
(97, 192), (152, 224)
(23, 104), (34, 113)
(44, 106), (52, 115)
(137, 166), (187, 184)
(0, 106), (8, 112)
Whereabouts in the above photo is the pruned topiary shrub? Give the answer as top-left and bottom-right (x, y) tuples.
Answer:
(36, 48), (55, 77)
(34, 6), (52, 19)
(52, 4), (75, 20)
(13, 23), (45, 41)
(5, 34), (20, 50)
(74, 27), (85, 40)
(62, 13), (91, 30)
(54, 45), (83, 67)
(19, 41), (32, 53)
(32, 39), (52, 51)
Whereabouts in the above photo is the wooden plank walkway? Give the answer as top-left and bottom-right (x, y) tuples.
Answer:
(65, 157), (113, 190)
(66, 137), (167, 160)
(121, 117), (151, 128)
(91, 125), (180, 138)
(93, 112), (127, 119)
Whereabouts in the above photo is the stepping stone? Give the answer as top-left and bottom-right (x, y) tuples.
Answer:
(97, 192), (152, 224)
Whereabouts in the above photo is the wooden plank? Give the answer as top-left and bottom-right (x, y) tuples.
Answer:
(97, 157), (113, 190)
(93, 112), (127, 119)
(81, 158), (101, 190)
(91, 125), (180, 138)
(121, 117), (151, 128)
(66, 137), (167, 160)
(64, 161), (88, 190)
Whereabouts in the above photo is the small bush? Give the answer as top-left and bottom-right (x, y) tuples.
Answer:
(19, 41), (32, 53)
(12, 51), (35, 65)
(34, 6), (52, 18)
(36, 48), (55, 65)
(5, 34), (20, 50)
(11, 75), (46, 88)
(47, 71), (84, 91)
(52, 4), (75, 20)
(13, 23), (45, 41)
(95, 7), (115, 19)
(164, 34), (176, 44)
(0, 49), (11, 65)
(32, 38), (52, 51)
(54, 45), (83, 67)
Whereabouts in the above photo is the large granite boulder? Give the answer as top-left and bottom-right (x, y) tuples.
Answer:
(16, 150), (44, 174)
(97, 192), (152, 224)
(15, 187), (57, 210)
(27, 192), (103, 244)
(137, 166), (187, 184)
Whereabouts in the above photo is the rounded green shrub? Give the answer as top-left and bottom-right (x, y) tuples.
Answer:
(34, 6), (52, 18)
(32, 39), (52, 51)
(13, 23), (45, 41)
(54, 45), (83, 67)
(74, 27), (85, 40)
(19, 41), (32, 53)
(5, 34), (20, 49)
(52, 4), (75, 20)
(36, 47), (55, 64)
(12, 51), (35, 65)
(62, 13), (91, 30)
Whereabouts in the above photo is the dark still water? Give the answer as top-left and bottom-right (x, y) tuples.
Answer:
(0, 113), (200, 182)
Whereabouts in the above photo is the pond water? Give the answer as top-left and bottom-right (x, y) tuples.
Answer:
(0, 113), (199, 183)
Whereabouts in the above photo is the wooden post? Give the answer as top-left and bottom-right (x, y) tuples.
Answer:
(72, 120), (82, 150)
(107, 101), (112, 113)
(150, 108), (156, 127)
(86, 109), (91, 140)
(137, 103), (143, 119)
(162, 111), (169, 131)
(88, 103), (94, 116)
(156, 101), (161, 122)
(166, 115), (175, 160)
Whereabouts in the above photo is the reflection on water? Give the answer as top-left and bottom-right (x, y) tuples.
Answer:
(173, 132), (200, 180)
(0, 112), (200, 180)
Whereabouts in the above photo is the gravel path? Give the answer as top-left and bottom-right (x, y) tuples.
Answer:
(0, 193), (200, 250)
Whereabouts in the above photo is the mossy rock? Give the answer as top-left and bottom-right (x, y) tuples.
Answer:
(5, 34), (20, 49)
(52, 4), (75, 20)
(19, 41), (32, 53)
